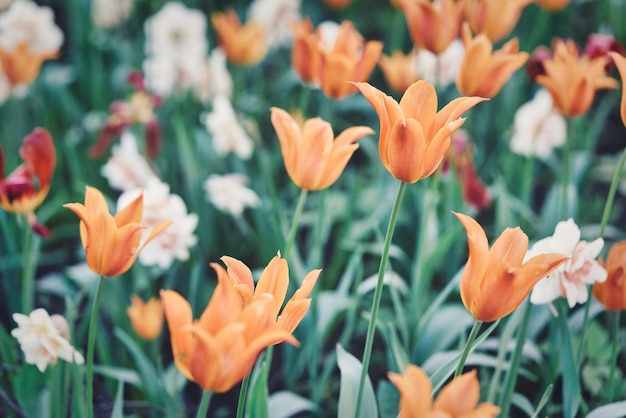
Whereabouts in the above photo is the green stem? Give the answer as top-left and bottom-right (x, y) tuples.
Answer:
(21, 217), (39, 313)
(498, 298), (533, 416)
(606, 311), (620, 403)
(577, 145), (626, 365)
(284, 189), (308, 260)
(86, 275), (105, 418)
(455, 319), (483, 377)
(354, 181), (407, 418)
(196, 390), (213, 418)
(561, 119), (574, 219)
(521, 155), (535, 207)
(235, 372), (252, 418)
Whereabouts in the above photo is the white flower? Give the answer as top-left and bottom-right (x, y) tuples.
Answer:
(510, 89), (567, 159)
(101, 132), (156, 191)
(91, 0), (133, 29)
(143, 2), (208, 97)
(0, 0), (63, 52)
(11, 309), (84, 372)
(117, 177), (198, 269)
(195, 48), (233, 102)
(416, 39), (464, 88)
(205, 95), (254, 159)
(248, 0), (300, 48)
(529, 219), (607, 308)
(204, 174), (261, 216)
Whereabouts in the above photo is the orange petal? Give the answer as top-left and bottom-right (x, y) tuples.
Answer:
(609, 52), (626, 127)
(255, 254), (289, 314)
(433, 370), (480, 414)
(388, 365), (433, 418)
(160, 290), (194, 380)
(387, 118), (427, 183)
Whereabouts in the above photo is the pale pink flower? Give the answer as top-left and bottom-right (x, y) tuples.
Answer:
(248, 0), (300, 48)
(416, 39), (465, 88)
(205, 95), (254, 159)
(91, 0), (133, 29)
(529, 219), (606, 308)
(11, 309), (84, 372)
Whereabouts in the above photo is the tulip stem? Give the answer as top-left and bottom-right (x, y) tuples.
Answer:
(354, 181), (407, 418)
(576, 144), (626, 366)
(498, 298), (532, 417)
(86, 275), (104, 418)
(606, 311), (620, 403)
(284, 189), (308, 260)
(455, 319), (482, 378)
(236, 371), (252, 418)
(561, 119), (574, 219)
(196, 390), (213, 418)
(21, 217), (39, 313)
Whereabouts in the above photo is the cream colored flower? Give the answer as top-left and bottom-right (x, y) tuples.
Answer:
(11, 309), (84, 372)
(91, 0), (133, 29)
(416, 39), (465, 88)
(205, 95), (254, 159)
(529, 219), (607, 308)
(101, 132), (157, 191)
(510, 89), (566, 159)
(248, 0), (300, 48)
(0, 0), (63, 53)
(204, 173), (261, 216)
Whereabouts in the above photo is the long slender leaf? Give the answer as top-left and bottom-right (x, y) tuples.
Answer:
(336, 344), (378, 418)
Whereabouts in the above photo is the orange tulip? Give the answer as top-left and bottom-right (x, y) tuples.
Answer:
(388, 365), (500, 418)
(397, 0), (464, 54)
(535, 39), (618, 118)
(211, 10), (268, 66)
(161, 254), (319, 392)
(0, 128), (55, 236)
(322, 0), (353, 8)
(63, 186), (171, 277)
(454, 212), (568, 322)
(0, 42), (58, 86)
(127, 296), (164, 340)
(534, 0), (571, 12)
(456, 23), (529, 98)
(378, 49), (420, 93)
(593, 242), (626, 312)
(289, 19), (383, 99)
(270, 107), (373, 190)
(351, 80), (486, 183)
(218, 253), (321, 333)
(609, 52), (626, 127)
(463, 0), (532, 42)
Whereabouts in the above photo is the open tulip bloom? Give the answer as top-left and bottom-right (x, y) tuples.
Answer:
(352, 80), (486, 183)
(454, 212), (568, 322)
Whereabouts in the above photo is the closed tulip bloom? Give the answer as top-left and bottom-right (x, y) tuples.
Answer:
(397, 0), (464, 54)
(63, 186), (171, 277)
(593, 242), (626, 312)
(388, 365), (500, 418)
(534, 0), (571, 12)
(456, 23), (529, 98)
(270, 107), (373, 190)
(211, 10), (268, 66)
(609, 52), (626, 127)
(127, 296), (163, 340)
(289, 19), (383, 99)
(378, 49), (420, 93)
(535, 39), (618, 118)
(454, 212), (568, 322)
(0, 128), (55, 236)
(0, 43), (58, 86)
(463, 0), (532, 43)
(352, 80), (486, 183)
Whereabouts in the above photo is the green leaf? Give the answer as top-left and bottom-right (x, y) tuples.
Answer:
(93, 365), (141, 387)
(530, 384), (553, 418)
(114, 328), (168, 407)
(110, 380), (124, 418)
(336, 344), (378, 418)
(555, 304), (581, 418)
(267, 390), (317, 418)
(586, 401), (626, 418)
(246, 359), (269, 418)
(15, 365), (47, 417)
(376, 380), (399, 418)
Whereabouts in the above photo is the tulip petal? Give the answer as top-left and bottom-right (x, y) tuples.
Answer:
(199, 263), (244, 334)
(160, 290), (194, 380)
(221, 255), (255, 300)
(609, 52), (626, 127)
(256, 254), (289, 314)
(388, 365), (433, 417)
(399, 80), (438, 136)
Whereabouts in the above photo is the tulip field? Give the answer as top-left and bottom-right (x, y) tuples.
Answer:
(1, 0), (626, 417)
